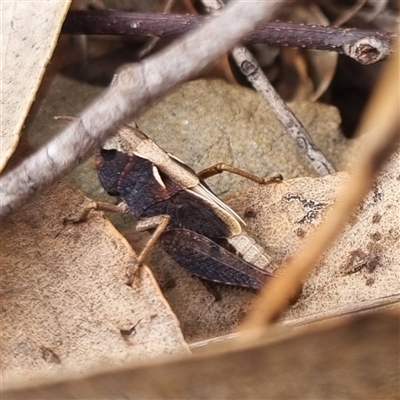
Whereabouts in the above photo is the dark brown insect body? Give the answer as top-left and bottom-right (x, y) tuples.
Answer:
(96, 124), (274, 289)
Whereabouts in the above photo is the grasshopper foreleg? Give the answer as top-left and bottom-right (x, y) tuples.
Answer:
(135, 215), (171, 265)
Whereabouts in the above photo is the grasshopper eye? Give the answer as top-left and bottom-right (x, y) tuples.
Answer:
(100, 148), (117, 161)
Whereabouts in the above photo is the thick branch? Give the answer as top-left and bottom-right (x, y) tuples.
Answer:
(63, 10), (396, 64)
(0, 0), (281, 217)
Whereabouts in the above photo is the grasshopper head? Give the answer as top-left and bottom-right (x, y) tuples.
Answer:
(97, 123), (148, 195)
(102, 122), (148, 154)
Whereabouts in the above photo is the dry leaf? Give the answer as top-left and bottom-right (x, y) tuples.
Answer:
(226, 149), (400, 321)
(2, 309), (398, 399)
(0, 181), (188, 382)
(0, 1), (71, 171)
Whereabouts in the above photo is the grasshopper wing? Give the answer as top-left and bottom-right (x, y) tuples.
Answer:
(160, 229), (272, 289)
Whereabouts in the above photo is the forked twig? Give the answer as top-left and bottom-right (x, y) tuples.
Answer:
(202, 0), (335, 175)
(240, 48), (400, 332)
(231, 48), (335, 175)
(0, 0), (281, 218)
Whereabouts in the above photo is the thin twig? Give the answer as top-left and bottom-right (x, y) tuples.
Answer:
(0, 1), (282, 218)
(333, 0), (367, 26)
(137, 0), (175, 59)
(62, 10), (396, 65)
(361, 0), (389, 22)
(202, 0), (335, 175)
(232, 48), (335, 175)
(240, 48), (400, 331)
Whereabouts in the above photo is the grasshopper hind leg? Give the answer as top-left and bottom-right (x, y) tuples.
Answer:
(197, 163), (283, 184)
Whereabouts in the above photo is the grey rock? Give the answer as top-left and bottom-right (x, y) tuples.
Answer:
(134, 78), (348, 196)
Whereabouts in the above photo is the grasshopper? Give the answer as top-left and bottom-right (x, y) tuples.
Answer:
(95, 123), (278, 289)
